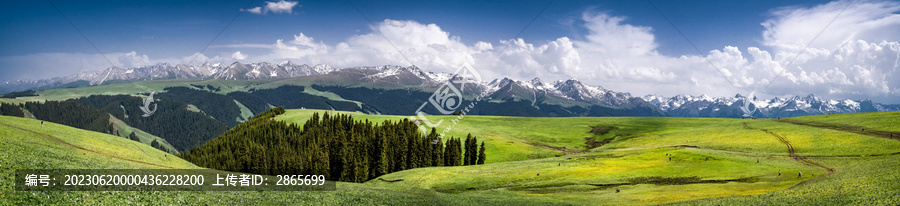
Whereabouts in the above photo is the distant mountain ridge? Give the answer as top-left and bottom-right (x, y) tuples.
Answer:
(2, 62), (897, 118)
(0, 61), (336, 92)
(642, 93), (900, 118)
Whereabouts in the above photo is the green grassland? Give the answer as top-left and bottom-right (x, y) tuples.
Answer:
(776, 112), (900, 144)
(3, 110), (900, 205)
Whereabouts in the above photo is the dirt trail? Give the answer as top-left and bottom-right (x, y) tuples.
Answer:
(742, 122), (834, 189)
(0, 122), (177, 169)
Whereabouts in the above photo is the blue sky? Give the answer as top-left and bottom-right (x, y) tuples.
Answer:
(1, 0), (899, 103)
(1, 0), (822, 57)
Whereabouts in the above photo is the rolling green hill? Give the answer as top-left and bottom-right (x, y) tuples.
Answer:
(3, 111), (899, 205)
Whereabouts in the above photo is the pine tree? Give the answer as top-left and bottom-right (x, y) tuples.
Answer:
(373, 126), (388, 177)
(443, 137), (452, 166)
(455, 137), (463, 166)
(432, 134), (443, 166)
(464, 134), (477, 165)
(477, 142), (486, 165)
(446, 137), (461, 166)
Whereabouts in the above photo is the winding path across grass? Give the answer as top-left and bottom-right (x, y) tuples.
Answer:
(742, 122), (834, 189)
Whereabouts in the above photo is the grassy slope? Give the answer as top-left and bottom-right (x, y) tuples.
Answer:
(0, 97), (178, 153)
(608, 119), (900, 156)
(232, 99), (254, 122)
(783, 111), (900, 133)
(3, 110), (899, 205)
(0, 98), (30, 104)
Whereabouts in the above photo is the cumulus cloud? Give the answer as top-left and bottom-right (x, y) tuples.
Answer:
(233, 20), (480, 74)
(552, 3), (899, 103)
(231, 51), (247, 60)
(762, 0), (900, 51)
(484, 37), (582, 80)
(576, 12), (658, 57)
(242, 0), (299, 14)
(749, 0), (900, 101)
(118, 51), (152, 68)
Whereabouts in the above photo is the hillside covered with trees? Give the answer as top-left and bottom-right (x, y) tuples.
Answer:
(179, 107), (486, 183)
(1, 101), (114, 135)
(75, 94), (229, 152)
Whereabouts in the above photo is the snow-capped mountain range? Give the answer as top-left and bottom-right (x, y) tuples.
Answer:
(483, 77), (638, 107)
(642, 93), (900, 118)
(1, 62), (897, 117)
(0, 61), (336, 92)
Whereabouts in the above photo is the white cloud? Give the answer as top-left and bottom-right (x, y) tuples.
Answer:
(762, 0), (900, 51)
(242, 7), (262, 14)
(242, 0), (299, 14)
(576, 12), (658, 57)
(482, 37), (582, 80)
(118, 51), (151, 68)
(264, 0), (299, 14)
(231, 51), (247, 60)
(175, 52), (244, 65)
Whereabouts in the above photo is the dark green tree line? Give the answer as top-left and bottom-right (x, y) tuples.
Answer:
(14, 100), (115, 135)
(0, 103), (24, 117)
(179, 107), (486, 183)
